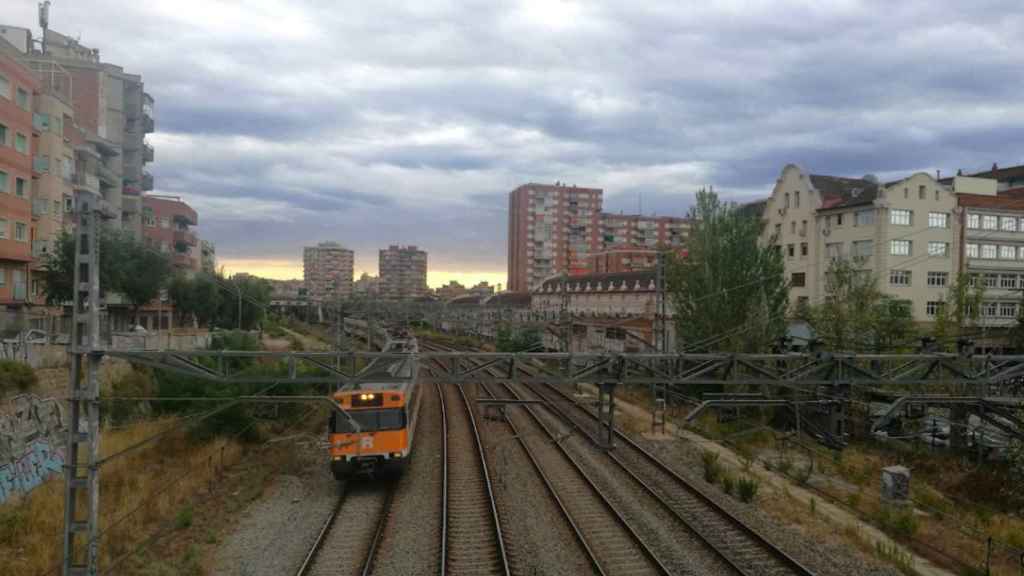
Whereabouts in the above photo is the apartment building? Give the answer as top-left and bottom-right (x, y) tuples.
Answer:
(955, 171), (1024, 328)
(353, 272), (379, 297)
(601, 213), (690, 249)
(379, 245), (428, 300)
(762, 164), (961, 322)
(142, 195), (199, 273)
(508, 183), (603, 292)
(0, 25), (156, 236)
(303, 242), (354, 302)
(0, 45), (36, 312)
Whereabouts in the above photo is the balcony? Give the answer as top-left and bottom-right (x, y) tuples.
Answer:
(142, 142), (154, 163)
(97, 162), (118, 186)
(12, 282), (27, 302)
(74, 173), (100, 194)
(172, 253), (196, 269)
(33, 155), (50, 174)
(32, 113), (49, 134)
(141, 171), (154, 191)
(143, 112), (154, 134)
(174, 229), (197, 246)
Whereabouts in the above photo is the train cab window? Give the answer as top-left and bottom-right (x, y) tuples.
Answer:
(333, 409), (406, 433)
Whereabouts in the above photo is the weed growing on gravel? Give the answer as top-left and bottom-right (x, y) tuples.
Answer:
(874, 540), (917, 575)
(175, 505), (194, 529)
(737, 476), (759, 503)
(721, 472), (735, 495)
(702, 450), (721, 484)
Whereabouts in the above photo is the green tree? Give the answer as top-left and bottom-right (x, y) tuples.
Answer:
(214, 275), (272, 330)
(191, 273), (223, 328)
(805, 258), (915, 352)
(39, 231), (127, 305)
(932, 273), (984, 350)
(667, 187), (788, 352)
(118, 239), (172, 325)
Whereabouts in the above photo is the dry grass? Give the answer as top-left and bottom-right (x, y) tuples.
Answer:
(0, 418), (243, 575)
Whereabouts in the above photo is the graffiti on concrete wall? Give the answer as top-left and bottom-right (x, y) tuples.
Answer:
(0, 394), (66, 503)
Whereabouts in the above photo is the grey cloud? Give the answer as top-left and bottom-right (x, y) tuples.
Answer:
(7, 0), (1024, 280)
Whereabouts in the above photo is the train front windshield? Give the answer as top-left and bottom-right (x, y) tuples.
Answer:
(332, 409), (406, 433)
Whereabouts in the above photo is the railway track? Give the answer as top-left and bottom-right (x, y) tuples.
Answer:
(426, 344), (510, 576)
(295, 479), (396, 576)
(522, 378), (817, 576)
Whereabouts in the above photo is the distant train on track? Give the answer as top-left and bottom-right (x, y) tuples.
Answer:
(328, 337), (421, 478)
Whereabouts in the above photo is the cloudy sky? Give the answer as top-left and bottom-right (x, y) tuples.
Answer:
(8, 1), (1024, 286)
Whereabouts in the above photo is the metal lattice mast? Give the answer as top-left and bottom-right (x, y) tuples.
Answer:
(63, 192), (105, 576)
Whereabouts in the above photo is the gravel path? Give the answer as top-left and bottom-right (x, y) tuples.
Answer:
(212, 464), (339, 576)
(372, 382), (443, 576)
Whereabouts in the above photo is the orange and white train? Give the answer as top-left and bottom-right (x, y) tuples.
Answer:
(328, 338), (421, 478)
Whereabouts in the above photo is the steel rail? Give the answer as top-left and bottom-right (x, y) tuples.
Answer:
(294, 490), (346, 576)
(360, 486), (397, 576)
(498, 379), (672, 575)
(436, 381), (449, 576)
(478, 381), (607, 576)
(530, 378), (817, 576)
(425, 343), (510, 576)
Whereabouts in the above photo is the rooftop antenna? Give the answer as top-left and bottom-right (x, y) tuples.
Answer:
(39, 1), (51, 54)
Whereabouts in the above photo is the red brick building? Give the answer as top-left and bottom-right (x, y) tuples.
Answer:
(507, 183), (603, 292)
(142, 195), (199, 273)
(0, 46), (37, 308)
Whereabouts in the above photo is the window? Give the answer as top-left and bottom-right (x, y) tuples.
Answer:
(1001, 274), (1018, 289)
(0, 73), (8, 98)
(928, 242), (949, 257)
(984, 274), (999, 288)
(14, 222), (26, 242)
(852, 240), (873, 258)
(14, 178), (25, 198)
(0, 218), (6, 239)
(982, 244), (998, 259)
(890, 239), (911, 256)
(926, 301), (944, 317)
(143, 207), (156, 227)
(890, 270), (911, 286)
(790, 221), (796, 234)
(855, 210), (874, 226)
(927, 272), (948, 287)
(785, 192), (790, 208)
(794, 191), (800, 208)
(928, 212), (949, 228)
(800, 220), (807, 235)
(800, 242), (808, 256)
(983, 301), (999, 317)
(791, 272), (806, 287)
(836, 213), (843, 226)
(787, 243), (794, 258)
(774, 223), (781, 237)
(331, 409), (406, 433)
(160, 216), (170, 229)
(890, 209), (912, 226)
(826, 242), (843, 260)
(968, 274), (979, 288)
(1003, 217), (1018, 232)
(15, 87), (28, 110)
(903, 188), (909, 199)
(64, 197), (73, 214)
(967, 214), (980, 229)
(983, 215), (998, 230)
(1001, 245), (1017, 260)
(918, 185), (926, 199)
(14, 133), (26, 154)
(0, 171), (6, 193)
(0, 123), (6, 145)
(966, 243), (979, 258)
(1001, 302), (1018, 318)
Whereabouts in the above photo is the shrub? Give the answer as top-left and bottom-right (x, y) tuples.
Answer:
(722, 472), (735, 495)
(701, 450), (721, 484)
(874, 505), (919, 539)
(738, 476), (760, 503)
(737, 446), (754, 471)
(0, 360), (37, 393)
(175, 505), (193, 530)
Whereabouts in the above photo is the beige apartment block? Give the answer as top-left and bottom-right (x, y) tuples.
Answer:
(762, 164), (961, 322)
(379, 245), (427, 300)
(303, 242), (354, 303)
